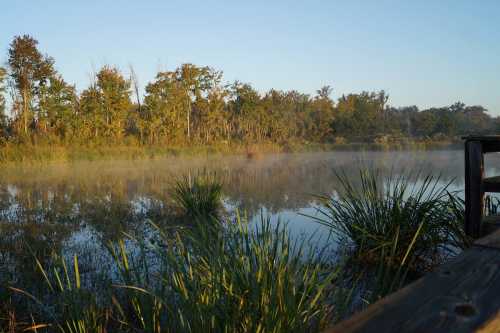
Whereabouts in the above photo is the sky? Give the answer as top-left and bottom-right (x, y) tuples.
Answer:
(1, 0), (499, 113)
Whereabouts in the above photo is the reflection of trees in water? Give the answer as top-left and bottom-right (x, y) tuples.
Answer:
(0, 151), (474, 207)
(221, 151), (467, 217)
(0, 151), (473, 225)
(0, 150), (491, 289)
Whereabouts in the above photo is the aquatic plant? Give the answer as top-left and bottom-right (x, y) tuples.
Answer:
(10, 254), (114, 333)
(171, 174), (223, 220)
(8, 215), (343, 332)
(110, 215), (340, 332)
(310, 169), (469, 273)
(485, 195), (500, 216)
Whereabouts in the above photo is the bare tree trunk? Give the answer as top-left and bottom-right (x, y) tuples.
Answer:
(129, 65), (142, 113)
(187, 98), (191, 140)
(23, 88), (28, 135)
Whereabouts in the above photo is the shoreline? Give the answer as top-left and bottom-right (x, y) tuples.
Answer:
(0, 140), (462, 164)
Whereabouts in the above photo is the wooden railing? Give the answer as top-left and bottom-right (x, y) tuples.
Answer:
(464, 136), (500, 238)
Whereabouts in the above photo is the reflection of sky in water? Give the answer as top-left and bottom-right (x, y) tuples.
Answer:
(2, 150), (500, 266)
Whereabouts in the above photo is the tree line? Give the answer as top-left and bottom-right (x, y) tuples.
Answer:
(0, 35), (497, 146)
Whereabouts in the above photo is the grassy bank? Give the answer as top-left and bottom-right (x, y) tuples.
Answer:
(0, 139), (461, 164)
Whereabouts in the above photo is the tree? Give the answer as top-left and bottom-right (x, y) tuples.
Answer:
(38, 75), (77, 140)
(0, 67), (8, 138)
(333, 91), (388, 141)
(227, 82), (264, 142)
(309, 86), (335, 141)
(97, 67), (132, 139)
(143, 71), (185, 144)
(317, 86), (333, 100)
(142, 64), (222, 144)
(8, 35), (54, 135)
(79, 66), (132, 141)
(2, 35), (499, 146)
(176, 64), (221, 140)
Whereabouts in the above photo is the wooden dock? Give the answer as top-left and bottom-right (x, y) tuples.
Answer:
(326, 229), (500, 332)
(326, 136), (500, 333)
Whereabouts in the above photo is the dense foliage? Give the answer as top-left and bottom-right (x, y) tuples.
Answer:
(0, 35), (498, 147)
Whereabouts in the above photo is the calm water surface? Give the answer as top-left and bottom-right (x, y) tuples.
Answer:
(2, 150), (500, 282)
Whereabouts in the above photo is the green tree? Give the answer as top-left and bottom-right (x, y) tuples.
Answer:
(143, 64), (222, 144)
(309, 86), (335, 141)
(333, 91), (388, 141)
(38, 75), (77, 140)
(79, 66), (132, 141)
(7, 35), (54, 135)
(143, 71), (186, 144)
(176, 64), (221, 141)
(227, 82), (264, 142)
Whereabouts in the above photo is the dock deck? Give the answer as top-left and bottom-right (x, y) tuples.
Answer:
(326, 225), (500, 332)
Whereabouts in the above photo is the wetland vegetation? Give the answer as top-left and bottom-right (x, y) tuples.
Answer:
(1, 150), (498, 332)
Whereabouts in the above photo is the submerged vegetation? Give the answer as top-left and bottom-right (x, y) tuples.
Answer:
(0, 35), (497, 163)
(0, 169), (472, 332)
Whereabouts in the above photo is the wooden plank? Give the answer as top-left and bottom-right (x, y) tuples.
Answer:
(480, 215), (500, 236)
(461, 136), (500, 153)
(399, 248), (500, 333)
(462, 135), (500, 142)
(482, 141), (500, 153)
(484, 176), (500, 193)
(326, 246), (500, 333)
(475, 225), (500, 248)
(482, 215), (500, 224)
(464, 140), (484, 238)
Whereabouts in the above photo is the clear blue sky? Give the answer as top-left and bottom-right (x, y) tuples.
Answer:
(1, 0), (499, 113)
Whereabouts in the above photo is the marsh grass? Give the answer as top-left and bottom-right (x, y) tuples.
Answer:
(485, 195), (500, 216)
(310, 169), (469, 274)
(171, 174), (224, 220)
(0, 142), (284, 164)
(9, 253), (113, 333)
(109, 215), (340, 332)
(3, 170), (471, 331)
(8, 215), (343, 332)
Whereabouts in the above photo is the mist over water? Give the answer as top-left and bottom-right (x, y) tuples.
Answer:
(1, 149), (499, 285)
(3, 150), (498, 231)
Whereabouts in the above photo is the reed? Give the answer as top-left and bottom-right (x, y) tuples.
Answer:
(8, 215), (343, 332)
(171, 174), (223, 220)
(4, 171), (471, 331)
(110, 215), (340, 332)
(310, 169), (469, 274)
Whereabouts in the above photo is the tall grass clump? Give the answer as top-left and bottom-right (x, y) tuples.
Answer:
(10, 254), (114, 333)
(171, 175), (223, 220)
(311, 169), (469, 274)
(11, 216), (343, 332)
(110, 215), (340, 332)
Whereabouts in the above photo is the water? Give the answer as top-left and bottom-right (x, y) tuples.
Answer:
(2, 150), (500, 285)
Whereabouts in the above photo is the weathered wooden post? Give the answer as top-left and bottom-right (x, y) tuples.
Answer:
(463, 135), (500, 238)
(464, 138), (484, 238)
